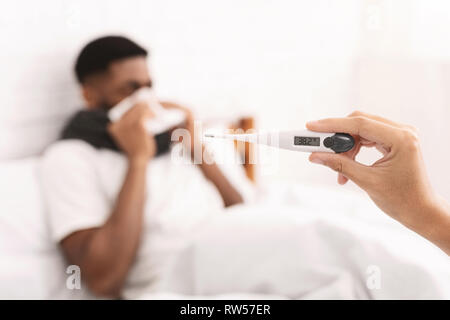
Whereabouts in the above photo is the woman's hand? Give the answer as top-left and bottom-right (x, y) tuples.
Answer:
(306, 111), (450, 253)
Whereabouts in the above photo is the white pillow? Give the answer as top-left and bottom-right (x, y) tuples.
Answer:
(0, 157), (90, 299)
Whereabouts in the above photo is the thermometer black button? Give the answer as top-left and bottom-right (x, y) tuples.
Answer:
(325, 133), (355, 153)
(324, 137), (334, 148)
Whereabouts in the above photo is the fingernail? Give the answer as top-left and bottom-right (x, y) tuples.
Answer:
(310, 157), (324, 165)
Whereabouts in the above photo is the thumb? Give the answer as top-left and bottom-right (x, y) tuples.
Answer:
(309, 152), (372, 189)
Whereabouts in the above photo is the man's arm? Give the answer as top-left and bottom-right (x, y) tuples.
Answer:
(162, 101), (244, 207)
(62, 159), (148, 297)
(61, 103), (156, 297)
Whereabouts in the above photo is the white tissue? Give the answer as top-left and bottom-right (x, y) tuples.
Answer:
(108, 88), (186, 135)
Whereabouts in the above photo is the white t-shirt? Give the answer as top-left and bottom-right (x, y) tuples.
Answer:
(40, 140), (227, 298)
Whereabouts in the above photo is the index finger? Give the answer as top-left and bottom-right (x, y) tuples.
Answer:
(348, 110), (417, 132)
(306, 116), (400, 148)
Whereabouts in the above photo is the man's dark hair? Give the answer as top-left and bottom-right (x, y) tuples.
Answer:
(74, 35), (148, 84)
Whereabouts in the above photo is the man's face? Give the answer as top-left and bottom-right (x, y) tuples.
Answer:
(82, 56), (152, 110)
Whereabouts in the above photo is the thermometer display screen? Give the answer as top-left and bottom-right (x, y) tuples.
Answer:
(294, 136), (320, 146)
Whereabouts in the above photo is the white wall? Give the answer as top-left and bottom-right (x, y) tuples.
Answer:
(1, 0), (450, 198)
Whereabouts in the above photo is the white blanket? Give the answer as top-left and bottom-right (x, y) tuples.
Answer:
(138, 184), (450, 300)
(1, 156), (448, 299)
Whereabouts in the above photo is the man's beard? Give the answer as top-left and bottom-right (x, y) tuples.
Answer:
(97, 101), (114, 112)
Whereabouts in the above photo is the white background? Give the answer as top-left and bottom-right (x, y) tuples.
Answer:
(1, 0), (450, 199)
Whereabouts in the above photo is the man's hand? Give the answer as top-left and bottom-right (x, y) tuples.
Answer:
(306, 111), (450, 254)
(108, 102), (156, 163)
(161, 101), (198, 154)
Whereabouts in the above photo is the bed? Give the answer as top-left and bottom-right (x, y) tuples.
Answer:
(1, 121), (449, 299)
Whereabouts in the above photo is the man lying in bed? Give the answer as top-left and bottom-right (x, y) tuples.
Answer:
(41, 36), (244, 298)
(41, 36), (446, 300)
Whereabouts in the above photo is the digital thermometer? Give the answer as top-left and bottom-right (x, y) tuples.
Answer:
(204, 130), (355, 153)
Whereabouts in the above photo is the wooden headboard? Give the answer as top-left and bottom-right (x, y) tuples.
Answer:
(229, 116), (256, 183)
